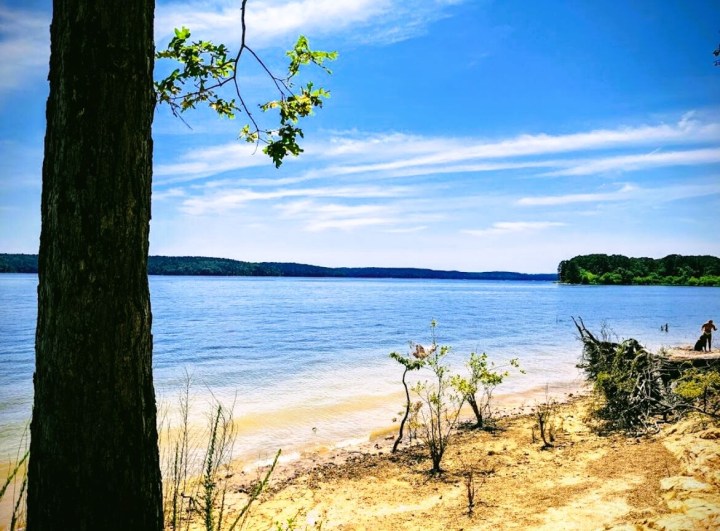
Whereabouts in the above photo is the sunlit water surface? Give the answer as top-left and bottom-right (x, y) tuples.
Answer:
(1, 274), (718, 464)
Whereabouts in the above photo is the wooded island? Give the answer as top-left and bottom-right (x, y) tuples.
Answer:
(558, 254), (720, 286)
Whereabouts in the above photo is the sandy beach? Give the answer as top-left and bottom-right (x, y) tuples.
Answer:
(3, 389), (719, 530)
(4, 347), (720, 530)
(210, 393), (720, 531)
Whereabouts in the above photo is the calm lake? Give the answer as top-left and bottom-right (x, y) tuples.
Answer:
(1, 274), (718, 464)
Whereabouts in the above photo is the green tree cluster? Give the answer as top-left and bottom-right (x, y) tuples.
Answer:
(558, 254), (720, 286)
(148, 256), (281, 276)
(0, 253), (37, 273)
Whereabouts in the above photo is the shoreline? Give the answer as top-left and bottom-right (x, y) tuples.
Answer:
(4, 379), (719, 528)
(225, 378), (589, 475)
(2, 382), (590, 527)
(222, 393), (720, 531)
(229, 382), (590, 490)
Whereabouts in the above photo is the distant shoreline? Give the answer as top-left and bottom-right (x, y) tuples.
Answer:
(0, 253), (558, 281)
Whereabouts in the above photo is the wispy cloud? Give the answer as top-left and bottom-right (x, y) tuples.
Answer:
(153, 188), (187, 201)
(155, 114), (720, 185)
(0, 6), (49, 93)
(313, 115), (720, 178)
(544, 147), (720, 176)
(517, 185), (637, 206)
(384, 225), (428, 234)
(0, 0), (464, 97)
(153, 112), (720, 244)
(156, 0), (466, 47)
(275, 200), (399, 232)
(155, 142), (268, 184)
(462, 221), (566, 237)
(518, 181), (720, 207)
(180, 184), (412, 215)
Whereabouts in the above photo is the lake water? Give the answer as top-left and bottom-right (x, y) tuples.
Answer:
(1, 274), (718, 465)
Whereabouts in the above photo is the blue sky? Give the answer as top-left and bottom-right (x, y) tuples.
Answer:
(1, 0), (718, 273)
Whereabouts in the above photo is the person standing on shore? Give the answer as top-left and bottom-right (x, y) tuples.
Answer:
(701, 319), (717, 351)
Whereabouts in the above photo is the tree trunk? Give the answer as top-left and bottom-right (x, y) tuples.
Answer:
(392, 367), (411, 453)
(467, 395), (483, 428)
(28, 1), (162, 529)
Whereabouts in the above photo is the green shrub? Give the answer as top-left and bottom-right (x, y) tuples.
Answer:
(673, 369), (720, 415)
(451, 352), (522, 430)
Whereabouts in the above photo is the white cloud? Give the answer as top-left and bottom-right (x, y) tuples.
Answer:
(384, 225), (428, 234)
(517, 185), (637, 206)
(544, 148), (720, 177)
(268, 196), (446, 233)
(312, 116), (720, 178)
(462, 221), (566, 237)
(153, 113), (720, 241)
(154, 142), (269, 183)
(275, 200), (398, 232)
(153, 188), (187, 201)
(179, 184), (411, 215)
(306, 215), (397, 232)
(0, 6), (50, 93)
(155, 114), (720, 185)
(157, 0), (382, 46)
(0, 0), (463, 98)
(518, 181), (720, 207)
(156, 0), (465, 47)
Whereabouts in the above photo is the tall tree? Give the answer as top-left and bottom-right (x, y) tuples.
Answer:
(27, 1), (335, 528)
(28, 0), (162, 529)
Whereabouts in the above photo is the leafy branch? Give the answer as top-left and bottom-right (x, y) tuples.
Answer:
(410, 343), (464, 474)
(154, 0), (337, 167)
(451, 352), (523, 430)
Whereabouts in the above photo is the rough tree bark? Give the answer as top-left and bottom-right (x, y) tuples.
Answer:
(28, 1), (162, 529)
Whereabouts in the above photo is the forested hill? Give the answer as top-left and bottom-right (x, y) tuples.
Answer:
(0, 253), (557, 281)
(558, 254), (720, 286)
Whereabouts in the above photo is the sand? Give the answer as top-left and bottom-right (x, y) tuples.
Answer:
(3, 391), (719, 530)
(210, 394), (720, 531)
(662, 345), (720, 362)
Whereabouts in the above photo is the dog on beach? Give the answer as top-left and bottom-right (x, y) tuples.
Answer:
(694, 334), (708, 352)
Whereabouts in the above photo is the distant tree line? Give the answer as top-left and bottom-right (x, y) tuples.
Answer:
(148, 255), (280, 276)
(0, 253), (557, 281)
(558, 254), (720, 286)
(0, 253), (37, 273)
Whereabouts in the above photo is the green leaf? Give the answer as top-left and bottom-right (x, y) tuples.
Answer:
(155, 26), (336, 168)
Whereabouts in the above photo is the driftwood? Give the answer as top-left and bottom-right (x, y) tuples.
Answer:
(572, 317), (719, 433)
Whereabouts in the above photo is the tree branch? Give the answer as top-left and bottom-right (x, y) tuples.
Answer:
(154, 0), (336, 167)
